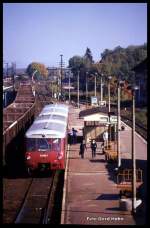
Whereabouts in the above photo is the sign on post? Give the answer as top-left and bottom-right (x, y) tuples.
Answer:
(109, 115), (118, 124)
(99, 116), (109, 124)
(99, 100), (106, 107)
(91, 96), (98, 106)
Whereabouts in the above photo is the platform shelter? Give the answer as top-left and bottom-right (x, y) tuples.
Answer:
(79, 107), (118, 143)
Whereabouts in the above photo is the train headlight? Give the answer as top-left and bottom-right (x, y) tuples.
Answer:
(26, 155), (31, 160)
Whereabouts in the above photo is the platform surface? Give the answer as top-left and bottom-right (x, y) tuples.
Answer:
(61, 105), (148, 225)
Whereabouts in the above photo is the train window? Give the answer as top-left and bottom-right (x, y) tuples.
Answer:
(52, 138), (61, 152)
(26, 138), (36, 151)
(37, 138), (50, 151)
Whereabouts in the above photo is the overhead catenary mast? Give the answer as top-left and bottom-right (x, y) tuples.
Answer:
(59, 54), (65, 96)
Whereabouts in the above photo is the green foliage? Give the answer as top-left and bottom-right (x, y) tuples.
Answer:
(68, 44), (147, 98)
(83, 47), (94, 70)
(26, 62), (48, 80)
(68, 55), (85, 75)
(100, 43), (147, 82)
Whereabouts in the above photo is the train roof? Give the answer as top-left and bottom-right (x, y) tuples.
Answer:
(25, 103), (69, 138)
(39, 104), (69, 117)
(43, 103), (69, 111)
(34, 114), (67, 125)
(39, 108), (68, 117)
(25, 121), (67, 138)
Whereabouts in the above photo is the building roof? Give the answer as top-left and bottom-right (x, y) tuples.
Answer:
(79, 106), (117, 118)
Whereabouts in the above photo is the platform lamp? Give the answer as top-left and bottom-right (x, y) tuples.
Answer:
(94, 72), (98, 97)
(128, 84), (139, 214)
(108, 76), (112, 112)
(116, 79), (124, 169)
(100, 73), (104, 105)
(86, 71), (88, 107)
(66, 68), (71, 103)
(77, 70), (80, 109)
(108, 76), (112, 146)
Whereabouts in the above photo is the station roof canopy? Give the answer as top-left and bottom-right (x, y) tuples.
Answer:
(79, 107), (118, 125)
(79, 106), (117, 118)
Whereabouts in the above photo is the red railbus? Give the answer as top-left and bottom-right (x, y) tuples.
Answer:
(25, 104), (69, 174)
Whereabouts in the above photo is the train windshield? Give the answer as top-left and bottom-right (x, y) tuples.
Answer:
(26, 138), (61, 152)
(37, 138), (50, 151)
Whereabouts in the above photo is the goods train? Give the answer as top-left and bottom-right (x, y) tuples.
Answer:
(25, 103), (69, 174)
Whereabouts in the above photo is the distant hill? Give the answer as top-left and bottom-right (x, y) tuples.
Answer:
(99, 43), (147, 83)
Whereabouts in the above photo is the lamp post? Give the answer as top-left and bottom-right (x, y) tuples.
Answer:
(131, 85), (139, 214)
(94, 73), (97, 97)
(60, 54), (63, 96)
(86, 71), (88, 106)
(100, 73), (103, 103)
(68, 71), (71, 103)
(108, 76), (112, 112)
(117, 79), (124, 168)
(77, 70), (80, 108)
(108, 76), (112, 145)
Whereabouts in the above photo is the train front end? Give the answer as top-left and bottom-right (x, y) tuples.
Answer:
(24, 103), (68, 174)
(25, 137), (66, 172)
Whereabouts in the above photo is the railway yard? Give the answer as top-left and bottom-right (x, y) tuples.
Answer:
(3, 80), (147, 225)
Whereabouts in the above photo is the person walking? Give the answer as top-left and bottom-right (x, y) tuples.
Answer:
(79, 140), (87, 159)
(72, 128), (77, 144)
(90, 139), (97, 158)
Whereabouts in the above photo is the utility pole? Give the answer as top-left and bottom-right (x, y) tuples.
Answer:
(60, 54), (64, 96)
(77, 70), (80, 108)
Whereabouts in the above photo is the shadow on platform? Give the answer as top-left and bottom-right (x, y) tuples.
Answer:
(89, 159), (106, 163)
(96, 193), (119, 200)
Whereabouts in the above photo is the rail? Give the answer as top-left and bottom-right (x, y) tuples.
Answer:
(14, 172), (56, 224)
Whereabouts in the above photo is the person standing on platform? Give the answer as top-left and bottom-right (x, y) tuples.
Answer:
(72, 128), (77, 144)
(90, 139), (97, 158)
(79, 140), (87, 159)
(103, 130), (108, 148)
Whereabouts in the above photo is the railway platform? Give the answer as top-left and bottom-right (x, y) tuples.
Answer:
(61, 104), (147, 225)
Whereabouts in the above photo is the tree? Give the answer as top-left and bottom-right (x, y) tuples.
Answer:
(26, 62), (48, 80)
(83, 47), (94, 70)
(100, 43), (147, 83)
(68, 56), (85, 74)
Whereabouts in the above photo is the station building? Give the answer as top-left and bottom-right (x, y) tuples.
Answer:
(79, 107), (118, 143)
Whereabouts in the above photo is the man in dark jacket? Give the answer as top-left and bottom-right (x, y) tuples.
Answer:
(90, 139), (97, 158)
(72, 128), (78, 144)
(79, 140), (87, 159)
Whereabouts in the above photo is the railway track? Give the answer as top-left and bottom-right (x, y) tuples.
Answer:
(14, 172), (56, 224)
(121, 116), (147, 140)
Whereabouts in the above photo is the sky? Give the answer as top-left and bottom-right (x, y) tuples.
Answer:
(3, 3), (147, 69)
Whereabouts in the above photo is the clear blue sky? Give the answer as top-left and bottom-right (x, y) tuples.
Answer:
(3, 3), (147, 68)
